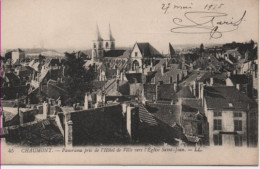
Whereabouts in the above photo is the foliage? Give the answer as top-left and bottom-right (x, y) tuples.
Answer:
(63, 52), (95, 105)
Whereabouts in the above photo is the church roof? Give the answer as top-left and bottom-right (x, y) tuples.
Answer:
(136, 42), (163, 58)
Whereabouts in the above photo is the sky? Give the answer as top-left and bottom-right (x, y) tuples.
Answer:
(2, 0), (259, 53)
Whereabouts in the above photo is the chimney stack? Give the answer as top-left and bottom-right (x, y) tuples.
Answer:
(65, 120), (73, 147)
(19, 110), (23, 125)
(84, 93), (89, 110)
(173, 82), (177, 92)
(198, 82), (203, 99)
(117, 69), (120, 77)
(161, 66), (164, 76)
(210, 77), (214, 86)
(193, 81), (196, 97)
(227, 72), (231, 78)
(126, 106), (134, 138)
(177, 98), (182, 124)
(236, 84), (240, 91)
(43, 101), (50, 119)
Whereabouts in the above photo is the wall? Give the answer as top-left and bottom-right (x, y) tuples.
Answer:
(207, 110), (247, 147)
(68, 105), (129, 145)
(129, 83), (143, 96)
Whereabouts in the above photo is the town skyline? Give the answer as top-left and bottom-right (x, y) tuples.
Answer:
(2, 0), (258, 53)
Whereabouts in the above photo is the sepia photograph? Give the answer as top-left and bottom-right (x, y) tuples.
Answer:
(1, 0), (259, 165)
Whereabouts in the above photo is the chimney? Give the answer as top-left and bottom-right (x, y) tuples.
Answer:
(236, 84), (240, 90)
(122, 103), (127, 116)
(120, 72), (123, 81)
(210, 77), (214, 86)
(155, 84), (159, 101)
(117, 69), (120, 77)
(193, 81), (196, 97)
(200, 84), (204, 100)
(233, 69), (237, 75)
(19, 110), (23, 125)
(227, 72), (231, 77)
(43, 101), (50, 119)
(176, 98), (182, 124)
(99, 69), (102, 81)
(173, 82), (177, 92)
(161, 66), (164, 76)
(65, 120), (73, 147)
(198, 82), (203, 99)
(84, 93), (89, 110)
(126, 106), (134, 138)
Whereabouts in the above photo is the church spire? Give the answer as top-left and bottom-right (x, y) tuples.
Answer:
(95, 24), (103, 41)
(108, 24), (115, 41)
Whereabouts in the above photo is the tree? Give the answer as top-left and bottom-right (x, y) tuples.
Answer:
(63, 52), (95, 105)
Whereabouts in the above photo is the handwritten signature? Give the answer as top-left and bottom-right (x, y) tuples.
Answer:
(170, 11), (246, 39)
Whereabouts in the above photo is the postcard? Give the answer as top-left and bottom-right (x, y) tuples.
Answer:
(1, 0), (259, 165)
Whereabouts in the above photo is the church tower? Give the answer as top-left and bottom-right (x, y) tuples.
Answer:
(104, 24), (115, 51)
(92, 24), (104, 59)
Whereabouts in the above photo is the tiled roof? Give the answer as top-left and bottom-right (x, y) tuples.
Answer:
(145, 102), (181, 127)
(204, 86), (257, 109)
(138, 104), (158, 126)
(4, 117), (64, 146)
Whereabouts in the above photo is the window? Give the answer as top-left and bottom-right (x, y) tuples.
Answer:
(213, 134), (222, 146)
(198, 123), (203, 135)
(234, 120), (242, 131)
(169, 77), (173, 84)
(135, 52), (138, 57)
(106, 42), (109, 48)
(93, 43), (96, 49)
(214, 111), (222, 117)
(234, 112), (242, 117)
(234, 135), (243, 146)
(214, 119), (222, 130)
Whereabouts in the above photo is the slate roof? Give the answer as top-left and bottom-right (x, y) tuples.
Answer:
(4, 72), (20, 85)
(176, 86), (194, 98)
(198, 72), (226, 86)
(158, 84), (178, 101)
(230, 74), (249, 84)
(125, 73), (143, 83)
(204, 86), (257, 110)
(136, 43), (163, 58)
(182, 98), (204, 114)
(104, 50), (126, 58)
(90, 80), (107, 90)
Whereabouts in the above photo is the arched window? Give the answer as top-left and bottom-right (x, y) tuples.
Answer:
(93, 43), (96, 49)
(106, 42), (109, 48)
